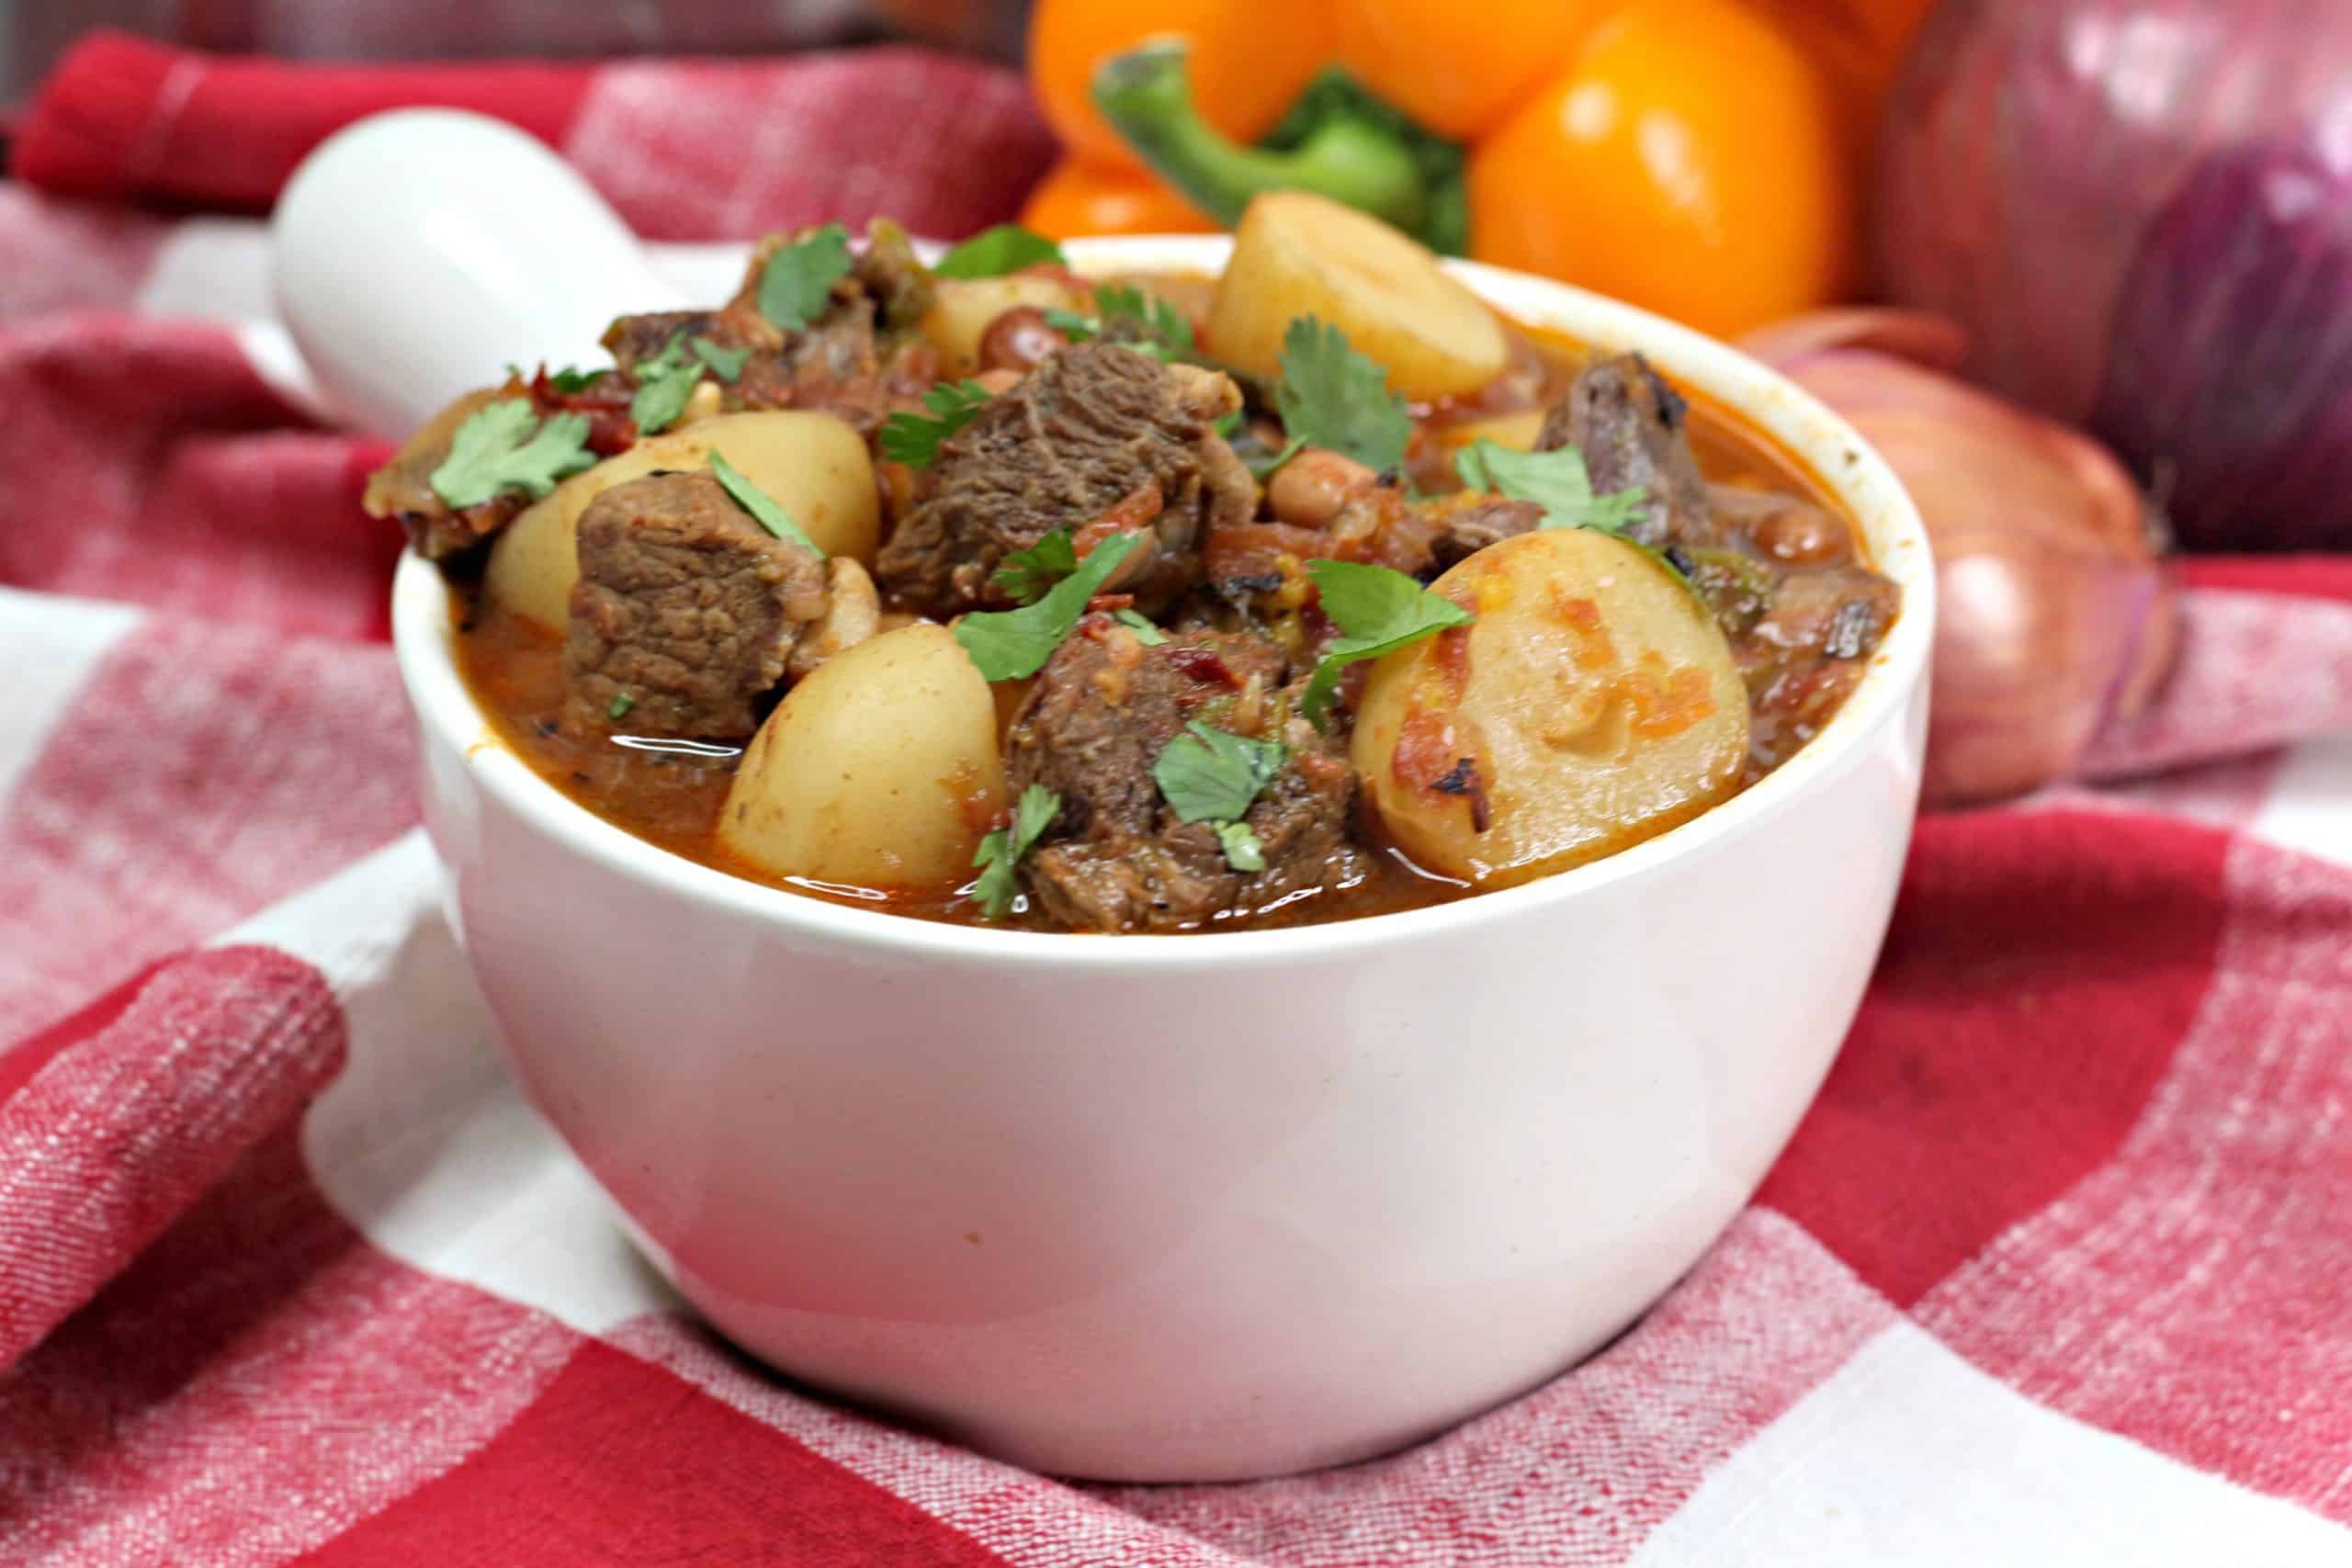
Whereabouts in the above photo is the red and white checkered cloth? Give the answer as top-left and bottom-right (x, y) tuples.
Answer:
(6, 33), (2352, 1566)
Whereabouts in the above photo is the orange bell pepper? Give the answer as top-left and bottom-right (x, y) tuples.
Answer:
(1027, 0), (1332, 171)
(1019, 157), (1222, 239)
(1329, 0), (1619, 141)
(1468, 0), (1854, 337)
(1030, 0), (1933, 339)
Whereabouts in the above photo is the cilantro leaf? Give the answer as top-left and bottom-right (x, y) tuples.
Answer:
(1216, 819), (1266, 872)
(970, 783), (1060, 919)
(992, 529), (1080, 605)
(428, 400), (595, 509)
(1154, 721), (1285, 824)
(1112, 607), (1170, 645)
(1275, 316), (1410, 475)
(954, 530), (1143, 682)
(757, 223), (853, 331)
(1243, 436), (1306, 482)
(878, 379), (993, 468)
(607, 691), (636, 720)
(707, 449), (824, 558)
(1453, 439), (1648, 533)
(690, 336), (749, 383)
(1044, 284), (1193, 361)
(1212, 408), (1240, 438)
(544, 365), (605, 392)
(1153, 721), (1286, 872)
(628, 334), (704, 436)
(933, 224), (1066, 279)
(1098, 283), (1195, 357)
(1298, 558), (1475, 728)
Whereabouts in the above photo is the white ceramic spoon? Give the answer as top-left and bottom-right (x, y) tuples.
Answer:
(271, 108), (692, 437)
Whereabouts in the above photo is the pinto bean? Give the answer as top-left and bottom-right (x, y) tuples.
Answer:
(977, 306), (1069, 374)
(1266, 447), (1378, 528)
(786, 557), (883, 681)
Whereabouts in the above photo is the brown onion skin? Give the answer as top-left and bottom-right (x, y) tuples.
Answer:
(1747, 311), (2178, 805)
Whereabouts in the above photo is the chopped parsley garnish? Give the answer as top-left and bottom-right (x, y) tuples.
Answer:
(954, 530), (1143, 682)
(707, 449), (824, 557)
(1243, 436), (1306, 482)
(991, 529), (1079, 605)
(1044, 283), (1194, 361)
(607, 691), (636, 720)
(1274, 316), (1410, 476)
(971, 783), (1060, 919)
(1453, 440), (1648, 534)
(428, 400), (595, 509)
(757, 222), (853, 331)
(1225, 419), (1304, 480)
(1112, 608), (1169, 645)
(1153, 720), (1286, 871)
(1216, 820), (1267, 872)
(877, 379), (993, 468)
(933, 223), (1066, 279)
(526, 364), (602, 392)
(1298, 558), (1474, 728)
(1101, 283), (1195, 356)
(1212, 408), (1240, 438)
(689, 336), (748, 383)
(628, 334), (705, 435)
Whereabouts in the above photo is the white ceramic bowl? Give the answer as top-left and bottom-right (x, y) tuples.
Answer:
(307, 109), (1932, 1483)
(392, 261), (1929, 1481)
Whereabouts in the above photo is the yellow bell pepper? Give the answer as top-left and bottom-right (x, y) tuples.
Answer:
(1025, 0), (1935, 338)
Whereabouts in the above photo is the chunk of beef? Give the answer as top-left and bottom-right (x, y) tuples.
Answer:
(363, 389), (528, 561)
(1318, 484), (1442, 576)
(850, 218), (936, 333)
(601, 309), (756, 377)
(1537, 354), (1721, 551)
(563, 471), (826, 739)
(598, 220), (938, 438)
(1006, 623), (1368, 931)
(1423, 493), (1546, 570)
(877, 344), (1251, 616)
(1750, 565), (1899, 664)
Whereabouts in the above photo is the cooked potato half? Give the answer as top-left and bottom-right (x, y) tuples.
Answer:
(1207, 190), (1509, 402)
(921, 275), (1086, 376)
(1352, 529), (1750, 886)
(717, 624), (1007, 893)
(485, 411), (879, 629)
(1431, 409), (1547, 456)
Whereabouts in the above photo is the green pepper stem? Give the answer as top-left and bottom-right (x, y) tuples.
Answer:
(1091, 42), (1430, 236)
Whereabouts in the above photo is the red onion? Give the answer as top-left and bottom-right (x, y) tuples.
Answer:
(1746, 310), (2179, 805)
(1878, 0), (2352, 550)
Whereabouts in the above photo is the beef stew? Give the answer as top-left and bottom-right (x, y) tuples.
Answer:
(380, 191), (1896, 933)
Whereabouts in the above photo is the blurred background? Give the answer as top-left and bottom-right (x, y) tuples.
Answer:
(0, 0), (1024, 107)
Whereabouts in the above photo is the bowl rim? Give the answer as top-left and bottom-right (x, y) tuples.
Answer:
(392, 233), (1934, 971)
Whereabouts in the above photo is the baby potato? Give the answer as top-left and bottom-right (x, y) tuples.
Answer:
(1207, 190), (1508, 402)
(1352, 529), (1750, 886)
(717, 624), (1007, 893)
(486, 411), (878, 630)
(1431, 409), (1547, 457)
(921, 275), (1086, 376)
